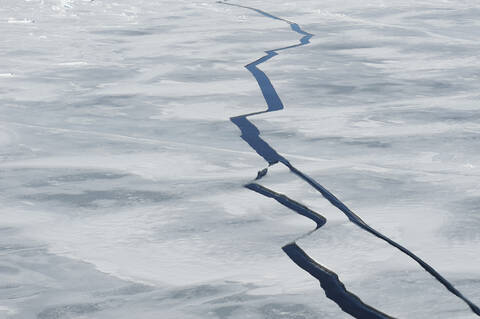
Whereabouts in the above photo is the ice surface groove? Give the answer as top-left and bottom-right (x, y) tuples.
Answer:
(220, 1), (480, 317)
(245, 183), (325, 230)
(285, 162), (480, 316)
(283, 243), (395, 319)
(246, 182), (395, 318)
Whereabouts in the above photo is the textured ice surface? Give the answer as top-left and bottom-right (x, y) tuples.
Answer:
(1, 0), (479, 318)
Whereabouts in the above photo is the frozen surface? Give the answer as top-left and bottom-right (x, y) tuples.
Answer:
(1, 0), (479, 318)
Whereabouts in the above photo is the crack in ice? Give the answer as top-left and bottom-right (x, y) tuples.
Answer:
(219, 1), (480, 318)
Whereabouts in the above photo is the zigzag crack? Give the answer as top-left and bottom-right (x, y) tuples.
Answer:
(219, 1), (480, 317)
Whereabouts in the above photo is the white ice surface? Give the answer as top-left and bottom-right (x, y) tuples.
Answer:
(1, 0), (479, 318)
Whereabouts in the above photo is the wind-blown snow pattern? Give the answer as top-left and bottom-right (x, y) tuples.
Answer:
(220, 1), (480, 318)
